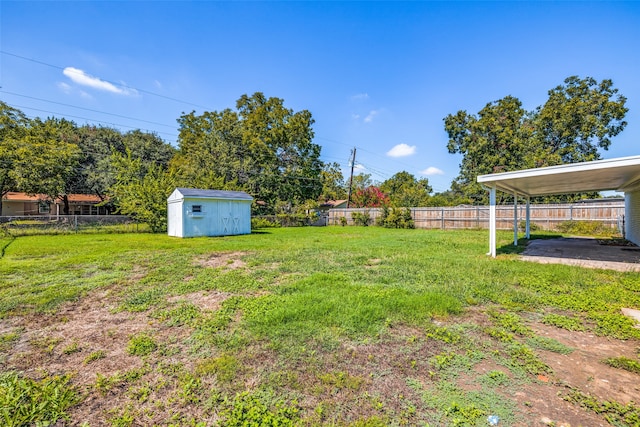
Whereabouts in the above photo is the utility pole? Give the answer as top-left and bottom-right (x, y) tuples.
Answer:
(346, 147), (356, 208)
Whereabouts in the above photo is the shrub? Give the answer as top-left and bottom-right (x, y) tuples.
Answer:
(251, 217), (281, 229)
(352, 211), (371, 226)
(339, 216), (348, 226)
(378, 207), (414, 229)
(556, 220), (618, 237)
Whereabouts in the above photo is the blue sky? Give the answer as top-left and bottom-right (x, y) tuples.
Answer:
(1, 1), (639, 194)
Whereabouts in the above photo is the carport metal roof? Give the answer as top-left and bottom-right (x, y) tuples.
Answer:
(477, 155), (640, 197)
(476, 155), (640, 257)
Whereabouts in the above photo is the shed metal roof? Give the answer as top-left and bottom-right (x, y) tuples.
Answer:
(174, 188), (253, 200)
(477, 155), (640, 196)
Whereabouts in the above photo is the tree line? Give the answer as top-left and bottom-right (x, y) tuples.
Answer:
(0, 77), (629, 231)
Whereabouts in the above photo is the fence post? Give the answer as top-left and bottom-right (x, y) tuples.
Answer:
(74, 215), (78, 233)
(441, 207), (445, 230)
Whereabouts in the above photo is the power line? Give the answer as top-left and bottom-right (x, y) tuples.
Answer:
(10, 103), (178, 141)
(1, 90), (177, 129)
(0, 50), (211, 110)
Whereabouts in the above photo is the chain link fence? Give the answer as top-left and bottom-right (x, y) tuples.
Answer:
(0, 215), (147, 236)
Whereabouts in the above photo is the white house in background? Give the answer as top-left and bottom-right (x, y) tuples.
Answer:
(167, 188), (253, 238)
(478, 155), (640, 257)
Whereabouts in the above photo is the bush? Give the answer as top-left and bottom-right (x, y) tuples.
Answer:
(351, 211), (371, 226)
(377, 207), (414, 229)
(556, 220), (618, 237)
(339, 216), (348, 226)
(518, 220), (540, 232)
(251, 217), (281, 229)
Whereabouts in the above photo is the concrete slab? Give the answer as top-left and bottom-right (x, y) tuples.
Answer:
(621, 308), (640, 328)
(521, 237), (640, 272)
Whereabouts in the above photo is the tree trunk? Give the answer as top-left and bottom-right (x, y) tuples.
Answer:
(62, 194), (70, 215)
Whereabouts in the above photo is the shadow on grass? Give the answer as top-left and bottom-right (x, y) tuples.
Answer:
(496, 233), (562, 255)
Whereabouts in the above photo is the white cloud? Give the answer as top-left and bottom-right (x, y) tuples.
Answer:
(364, 109), (379, 123)
(351, 113), (361, 120)
(354, 163), (366, 172)
(351, 93), (369, 101)
(57, 82), (72, 93)
(420, 166), (445, 176)
(63, 67), (136, 95)
(386, 143), (416, 158)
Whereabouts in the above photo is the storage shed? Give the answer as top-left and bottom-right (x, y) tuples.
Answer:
(167, 188), (253, 238)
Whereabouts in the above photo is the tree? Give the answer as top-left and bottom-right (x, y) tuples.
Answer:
(535, 76), (628, 164)
(380, 171), (432, 207)
(11, 117), (81, 214)
(445, 96), (534, 202)
(350, 186), (389, 208)
(0, 102), (30, 215)
(236, 93), (323, 208)
(444, 76), (628, 203)
(319, 162), (346, 201)
(108, 150), (176, 232)
(176, 93), (323, 213)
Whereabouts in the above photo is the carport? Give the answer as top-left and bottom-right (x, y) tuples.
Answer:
(477, 155), (640, 257)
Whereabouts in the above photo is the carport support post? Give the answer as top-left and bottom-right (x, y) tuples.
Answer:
(513, 193), (518, 246)
(488, 186), (496, 257)
(525, 197), (530, 239)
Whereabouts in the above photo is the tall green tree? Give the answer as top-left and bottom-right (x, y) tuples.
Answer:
(445, 96), (535, 202)
(444, 76), (628, 203)
(0, 102), (30, 215)
(108, 150), (176, 232)
(535, 76), (628, 164)
(176, 93), (323, 213)
(319, 162), (346, 201)
(11, 117), (81, 214)
(380, 171), (432, 207)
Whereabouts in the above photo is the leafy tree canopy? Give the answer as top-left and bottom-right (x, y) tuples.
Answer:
(176, 93), (323, 213)
(380, 171), (432, 207)
(445, 76), (627, 203)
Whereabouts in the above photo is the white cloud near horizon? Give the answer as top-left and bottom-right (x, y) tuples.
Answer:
(351, 93), (369, 101)
(420, 166), (445, 176)
(63, 67), (137, 95)
(364, 109), (379, 123)
(386, 143), (416, 158)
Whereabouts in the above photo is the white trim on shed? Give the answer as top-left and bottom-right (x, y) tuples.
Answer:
(477, 155), (640, 257)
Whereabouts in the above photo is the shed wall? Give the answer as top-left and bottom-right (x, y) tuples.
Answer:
(167, 200), (184, 237)
(181, 198), (251, 238)
(625, 190), (640, 246)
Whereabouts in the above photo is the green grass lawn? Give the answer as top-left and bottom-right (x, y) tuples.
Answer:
(1, 227), (639, 426)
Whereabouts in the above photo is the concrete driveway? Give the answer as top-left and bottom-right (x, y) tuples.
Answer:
(521, 237), (640, 272)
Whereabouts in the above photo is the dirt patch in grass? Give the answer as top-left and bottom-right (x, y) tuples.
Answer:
(3, 289), (640, 426)
(532, 322), (640, 405)
(167, 290), (232, 311)
(194, 251), (248, 269)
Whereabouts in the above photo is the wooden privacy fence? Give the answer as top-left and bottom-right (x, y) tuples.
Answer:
(328, 200), (625, 231)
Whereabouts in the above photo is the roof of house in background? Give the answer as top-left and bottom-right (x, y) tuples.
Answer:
(320, 200), (348, 208)
(2, 192), (102, 203)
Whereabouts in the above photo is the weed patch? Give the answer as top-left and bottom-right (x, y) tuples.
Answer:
(562, 388), (640, 426)
(603, 356), (640, 374)
(0, 371), (81, 426)
(126, 333), (157, 356)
